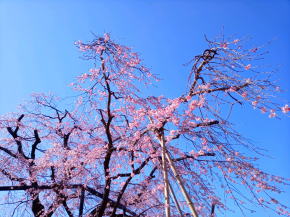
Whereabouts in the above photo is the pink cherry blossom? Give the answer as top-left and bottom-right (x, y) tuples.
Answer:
(104, 33), (110, 42)
(269, 109), (277, 118)
(233, 39), (240, 44)
(241, 92), (248, 98)
(281, 104), (290, 113)
(260, 107), (267, 113)
(251, 47), (258, 52)
(220, 42), (228, 48)
(252, 100), (258, 107)
(245, 64), (251, 70)
(0, 33), (289, 217)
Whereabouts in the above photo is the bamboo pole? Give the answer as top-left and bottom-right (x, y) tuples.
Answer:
(165, 150), (199, 217)
(169, 181), (184, 216)
(160, 132), (171, 217)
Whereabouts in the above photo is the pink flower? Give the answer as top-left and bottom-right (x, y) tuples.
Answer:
(185, 95), (192, 101)
(104, 33), (110, 42)
(241, 92), (247, 98)
(198, 150), (205, 156)
(245, 64), (251, 70)
(233, 39), (240, 44)
(252, 101), (258, 107)
(220, 43), (228, 49)
(258, 198), (264, 203)
(189, 100), (198, 111)
(74, 40), (82, 45)
(245, 78), (252, 84)
(190, 150), (199, 158)
(269, 110), (276, 118)
(281, 104), (290, 113)
(96, 45), (106, 53)
(260, 107), (267, 114)
(250, 48), (258, 53)
(199, 83), (210, 90)
(228, 86), (237, 92)
(201, 137), (207, 145)
(270, 198), (278, 204)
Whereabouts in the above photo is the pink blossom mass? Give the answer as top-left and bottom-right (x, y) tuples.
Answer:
(0, 33), (289, 217)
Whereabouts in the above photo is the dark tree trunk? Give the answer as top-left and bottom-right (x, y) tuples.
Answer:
(32, 196), (45, 217)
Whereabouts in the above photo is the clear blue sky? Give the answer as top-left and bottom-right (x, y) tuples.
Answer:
(0, 1), (289, 216)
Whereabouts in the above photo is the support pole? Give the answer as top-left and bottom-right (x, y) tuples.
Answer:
(160, 132), (171, 217)
(165, 149), (199, 217)
(169, 181), (184, 216)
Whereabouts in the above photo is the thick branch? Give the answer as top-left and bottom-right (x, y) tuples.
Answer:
(31, 130), (41, 159)
(97, 53), (116, 217)
(7, 126), (29, 159)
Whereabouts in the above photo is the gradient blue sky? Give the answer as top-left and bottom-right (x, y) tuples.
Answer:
(0, 1), (289, 216)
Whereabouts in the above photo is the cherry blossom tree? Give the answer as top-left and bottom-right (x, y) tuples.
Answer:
(0, 33), (289, 217)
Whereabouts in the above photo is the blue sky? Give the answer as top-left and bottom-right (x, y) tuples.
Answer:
(0, 0), (289, 216)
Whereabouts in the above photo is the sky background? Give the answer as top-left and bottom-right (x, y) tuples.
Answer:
(0, 0), (289, 216)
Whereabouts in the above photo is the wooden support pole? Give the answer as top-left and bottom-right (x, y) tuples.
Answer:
(160, 132), (171, 217)
(169, 181), (184, 216)
(165, 150), (199, 217)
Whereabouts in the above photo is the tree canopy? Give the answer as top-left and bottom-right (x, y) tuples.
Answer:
(0, 34), (289, 217)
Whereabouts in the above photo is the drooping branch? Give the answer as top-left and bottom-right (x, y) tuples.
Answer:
(0, 169), (25, 183)
(110, 156), (151, 216)
(0, 146), (17, 158)
(173, 152), (216, 162)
